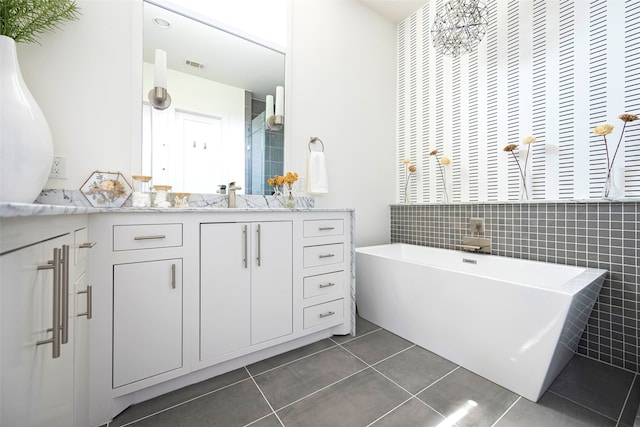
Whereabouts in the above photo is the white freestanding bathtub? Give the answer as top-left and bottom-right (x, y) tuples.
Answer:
(356, 243), (607, 402)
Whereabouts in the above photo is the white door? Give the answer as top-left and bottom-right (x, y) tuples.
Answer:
(112, 259), (183, 388)
(251, 221), (293, 344)
(1, 234), (74, 427)
(200, 223), (251, 361)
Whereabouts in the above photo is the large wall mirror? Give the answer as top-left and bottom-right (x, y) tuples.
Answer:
(142, 1), (286, 195)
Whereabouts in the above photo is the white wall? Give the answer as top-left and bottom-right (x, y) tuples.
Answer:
(289, 0), (397, 247)
(17, 0), (142, 190)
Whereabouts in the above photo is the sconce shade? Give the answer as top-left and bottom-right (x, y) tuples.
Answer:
(149, 48), (171, 110)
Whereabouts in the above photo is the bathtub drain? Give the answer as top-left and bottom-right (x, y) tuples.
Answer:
(462, 258), (477, 264)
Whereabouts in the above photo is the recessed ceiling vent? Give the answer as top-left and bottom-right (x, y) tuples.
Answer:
(185, 60), (204, 69)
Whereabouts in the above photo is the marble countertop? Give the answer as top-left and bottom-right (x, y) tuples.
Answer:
(0, 202), (354, 218)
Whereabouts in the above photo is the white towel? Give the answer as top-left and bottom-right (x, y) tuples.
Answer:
(307, 151), (329, 194)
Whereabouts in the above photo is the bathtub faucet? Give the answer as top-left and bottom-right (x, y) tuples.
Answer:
(456, 236), (491, 254)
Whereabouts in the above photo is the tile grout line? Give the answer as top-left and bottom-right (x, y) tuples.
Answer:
(616, 373), (639, 426)
(546, 389), (620, 423)
(328, 326), (383, 346)
(490, 396), (521, 427)
(336, 340), (461, 424)
(250, 342), (340, 377)
(244, 366), (286, 427)
(117, 377), (254, 426)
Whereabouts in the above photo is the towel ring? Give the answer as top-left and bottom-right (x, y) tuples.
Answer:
(309, 137), (325, 152)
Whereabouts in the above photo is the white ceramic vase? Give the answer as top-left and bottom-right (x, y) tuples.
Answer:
(0, 35), (53, 203)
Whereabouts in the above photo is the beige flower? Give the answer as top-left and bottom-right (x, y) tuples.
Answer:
(440, 157), (451, 166)
(408, 165), (417, 173)
(402, 158), (411, 164)
(619, 113), (638, 123)
(594, 124), (614, 135)
(503, 144), (517, 152)
(522, 136), (536, 145)
(429, 149), (438, 156)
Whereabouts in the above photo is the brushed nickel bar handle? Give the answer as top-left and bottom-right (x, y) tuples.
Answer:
(319, 282), (336, 289)
(171, 264), (176, 289)
(134, 235), (166, 241)
(318, 227), (335, 231)
(61, 245), (70, 344)
(37, 247), (61, 359)
(77, 285), (92, 319)
(242, 225), (248, 269)
(319, 254), (335, 259)
(79, 241), (97, 249)
(319, 311), (335, 318)
(256, 224), (261, 267)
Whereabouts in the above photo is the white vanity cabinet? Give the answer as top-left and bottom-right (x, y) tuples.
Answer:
(200, 221), (292, 362)
(88, 210), (352, 426)
(0, 214), (90, 427)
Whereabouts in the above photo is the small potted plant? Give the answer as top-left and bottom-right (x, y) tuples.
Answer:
(0, 0), (80, 203)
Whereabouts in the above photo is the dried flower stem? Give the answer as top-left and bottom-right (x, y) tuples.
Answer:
(403, 164), (414, 203)
(510, 151), (529, 199)
(434, 153), (448, 198)
(608, 121), (627, 173)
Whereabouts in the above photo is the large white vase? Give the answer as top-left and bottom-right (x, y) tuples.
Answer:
(0, 35), (53, 203)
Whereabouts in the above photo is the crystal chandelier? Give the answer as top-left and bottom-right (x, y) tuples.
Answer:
(431, 0), (488, 58)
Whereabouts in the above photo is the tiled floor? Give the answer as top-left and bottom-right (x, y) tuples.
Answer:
(109, 317), (640, 427)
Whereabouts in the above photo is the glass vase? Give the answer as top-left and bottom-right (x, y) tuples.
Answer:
(285, 190), (296, 208)
(601, 169), (620, 200)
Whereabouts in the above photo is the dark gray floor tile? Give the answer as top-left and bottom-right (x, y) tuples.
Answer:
(110, 368), (249, 426)
(331, 315), (380, 344)
(494, 392), (615, 427)
(246, 413), (283, 427)
(254, 346), (367, 410)
(126, 378), (271, 426)
(341, 329), (413, 365)
(619, 377), (640, 427)
(247, 339), (336, 375)
(417, 368), (519, 427)
(370, 397), (446, 427)
(277, 368), (410, 427)
(548, 355), (635, 420)
(374, 346), (458, 394)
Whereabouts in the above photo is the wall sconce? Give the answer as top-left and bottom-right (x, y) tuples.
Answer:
(148, 49), (172, 110)
(266, 86), (284, 131)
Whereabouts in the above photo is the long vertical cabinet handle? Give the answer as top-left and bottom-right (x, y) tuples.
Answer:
(171, 264), (176, 289)
(61, 244), (70, 344)
(256, 224), (261, 267)
(37, 247), (62, 359)
(242, 225), (248, 268)
(77, 285), (92, 319)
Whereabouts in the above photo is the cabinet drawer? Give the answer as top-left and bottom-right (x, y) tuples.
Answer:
(303, 299), (344, 329)
(304, 271), (344, 299)
(303, 219), (344, 238)
(303, 243), (344, 268)
(113, 224), (182, 251)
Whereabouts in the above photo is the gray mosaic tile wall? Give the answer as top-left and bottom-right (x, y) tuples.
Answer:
(390, 201), (640, 373)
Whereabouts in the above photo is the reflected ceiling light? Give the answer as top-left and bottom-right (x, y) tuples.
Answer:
(153, 17), (171, 29)
(431, 0), (488, 58)
(148, 49), (172, 110)
(265, 86), (284, 131)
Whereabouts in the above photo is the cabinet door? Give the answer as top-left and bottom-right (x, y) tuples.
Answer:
(1, 234), (74, 427)
(112, 259), (183, 388)
(251, 221), (293, 344)
(200, 223), (251, 361)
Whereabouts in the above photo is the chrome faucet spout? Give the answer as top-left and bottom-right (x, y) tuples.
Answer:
(227, 181), (242, 208)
